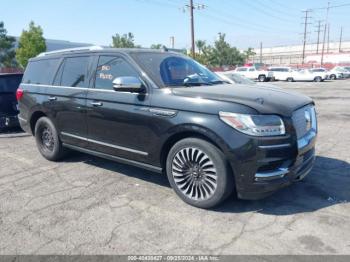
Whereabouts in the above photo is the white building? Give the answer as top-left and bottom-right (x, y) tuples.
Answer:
(252, 41), (350, 65)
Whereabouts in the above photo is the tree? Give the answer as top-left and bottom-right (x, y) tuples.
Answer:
(243, 47), (256, 61)
(150, 44), (162, 49)
(0, 21), (16, 67)
(210, 33), (244, 66)
(195, 40), (206, 55)
(112, 32), (137, 48)
(16, 21), (46, 68)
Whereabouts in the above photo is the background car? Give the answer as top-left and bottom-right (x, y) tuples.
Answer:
(287, 69), (327, 82)
(329, 66), (350, 79)
(234, 66), (273, 82)
(216, 71), (278, 88)
(268, 67), (293, 81)
(327, 66), (348, 80)
(0, 73), (23, 131)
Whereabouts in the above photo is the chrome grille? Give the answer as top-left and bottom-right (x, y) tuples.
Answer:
(292, 105), (315, 139)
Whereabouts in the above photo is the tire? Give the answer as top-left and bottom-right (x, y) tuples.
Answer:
(329, 74), (336, 80)
(258, 75), (266, 82)
(314, 76), (322, 82)
(166, 138), (234, 209)
(34, 117), (66, 161)
(287, 77), (294, 82)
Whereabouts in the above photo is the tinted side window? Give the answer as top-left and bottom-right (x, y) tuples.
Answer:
(95, 56), (139, 90)
(60, 56), (90, 88)
(22, 59), (60, 85)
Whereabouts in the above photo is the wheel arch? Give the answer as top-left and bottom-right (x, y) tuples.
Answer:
(29, 111), (47, 135)
(159, 126), (230, 172)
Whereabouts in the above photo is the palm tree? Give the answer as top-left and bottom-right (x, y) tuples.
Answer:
(195, 40), (206, 55)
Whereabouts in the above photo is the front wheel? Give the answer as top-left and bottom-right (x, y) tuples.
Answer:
(258, 75), (266, 82)
(166, 138), (234, 209)
(35, 117), (66, 161)
(287, 77), (294, 82)
(329, 74), (336, 80)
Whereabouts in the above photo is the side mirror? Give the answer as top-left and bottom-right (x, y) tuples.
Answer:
(112, 76), (144, 93)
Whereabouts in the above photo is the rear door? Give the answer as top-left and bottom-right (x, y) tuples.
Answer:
(48, 55), (92, 147)
(85, 54), (152, 162)
(0, 74), (22, 116)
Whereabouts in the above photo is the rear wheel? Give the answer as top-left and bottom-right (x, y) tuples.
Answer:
(314, 76), (322, 82)
(258, 75), (266, 82)
(287, 77), (294, 82)
(35, 117), (66, 161)
(166, 138), (234, 209)
(329, 74), (336, 80)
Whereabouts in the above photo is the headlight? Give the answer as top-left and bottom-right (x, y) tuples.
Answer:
(219, 112), (285, 136)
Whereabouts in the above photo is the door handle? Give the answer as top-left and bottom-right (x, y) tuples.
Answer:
(48, 96), (57, 101)
(91, 101), (103, 107)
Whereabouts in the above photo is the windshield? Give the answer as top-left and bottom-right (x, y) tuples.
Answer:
(225, 73), (255, 85)
(130, 52), (224, 87)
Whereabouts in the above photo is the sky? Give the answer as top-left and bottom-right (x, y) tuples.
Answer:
(1, 0), (350, 50)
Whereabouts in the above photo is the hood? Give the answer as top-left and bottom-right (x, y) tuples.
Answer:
(171, 84), (313, 117)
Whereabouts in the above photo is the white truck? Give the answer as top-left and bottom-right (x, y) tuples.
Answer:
(234, 66), (273, 82)
(288, 69), (328, 82)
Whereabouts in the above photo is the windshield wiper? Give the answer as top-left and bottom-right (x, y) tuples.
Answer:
(209, 80), (227, 85)
(183, 82), (212, 87)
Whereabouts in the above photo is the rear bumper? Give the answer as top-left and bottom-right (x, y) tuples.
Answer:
(0, 115), (19, 129)
(233, 130), (317, 200)
(18, 115), (31, 134)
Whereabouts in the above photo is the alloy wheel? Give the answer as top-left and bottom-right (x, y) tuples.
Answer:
(171, 147), (218, 201)
(41, 126), (54, 151)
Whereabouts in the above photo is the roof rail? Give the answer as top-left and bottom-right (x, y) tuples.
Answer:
(37, 45), (104, 57)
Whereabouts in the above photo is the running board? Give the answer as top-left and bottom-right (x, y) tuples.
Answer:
(63, 143), (163, 174)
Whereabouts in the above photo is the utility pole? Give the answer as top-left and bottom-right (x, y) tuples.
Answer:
(315, 20), (323, 54)
(321, 2), (330, 66)
(189, 0), (195, 57)
(339, 26), (343, 52)
(259, 42), (263, 64)
(327, 23), (330, 53)
(301, 9), (311, 64)
(170, 36), (175, 49)
(182, 1), (205, 58)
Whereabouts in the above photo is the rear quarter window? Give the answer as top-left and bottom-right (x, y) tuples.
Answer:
(55, 56), (90, 88)
(22, 58), (60, 85)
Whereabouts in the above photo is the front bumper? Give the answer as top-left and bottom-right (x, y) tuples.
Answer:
(234, 129), (317, 200)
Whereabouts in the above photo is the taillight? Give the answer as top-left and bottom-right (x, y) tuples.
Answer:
(16, 88), (24, 101)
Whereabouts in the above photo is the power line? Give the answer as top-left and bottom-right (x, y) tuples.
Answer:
(255, 0), (299, 17)
(229, 0), (297, 24)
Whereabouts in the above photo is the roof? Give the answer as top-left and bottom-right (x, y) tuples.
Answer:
(35, 45), (175, 59)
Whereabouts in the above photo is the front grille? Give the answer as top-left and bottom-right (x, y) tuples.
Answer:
(292, 105), (314, 139)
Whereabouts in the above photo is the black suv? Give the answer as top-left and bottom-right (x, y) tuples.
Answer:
(0, 73), (23, 131)
(17, 47), (317, 208)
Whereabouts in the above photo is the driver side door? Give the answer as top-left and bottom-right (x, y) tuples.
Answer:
(86, 54), (153, 163)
